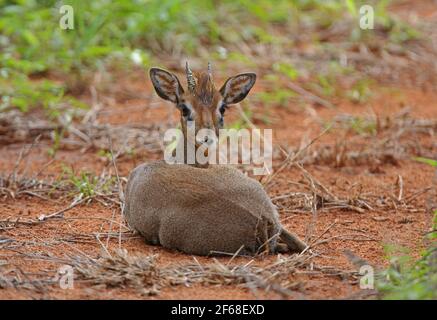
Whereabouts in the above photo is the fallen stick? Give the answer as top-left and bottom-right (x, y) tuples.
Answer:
(38, 196), (90, 221)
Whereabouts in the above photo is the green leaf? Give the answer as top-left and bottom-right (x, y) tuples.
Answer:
(345, 0), (357, 17)
(413, 157), (437, 167)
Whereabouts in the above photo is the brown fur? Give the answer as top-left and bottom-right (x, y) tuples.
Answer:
(124, 161), (307, 256)
(193, 72), (218, 106)
(180, 71), (223, 143)
(124, 66), (307, 256)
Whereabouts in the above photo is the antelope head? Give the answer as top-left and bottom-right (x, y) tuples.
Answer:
(150, 62), (256, 166)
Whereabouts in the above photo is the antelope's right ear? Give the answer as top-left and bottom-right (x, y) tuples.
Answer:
(219, 73), (256, 105)
(149, 68), (184, 103)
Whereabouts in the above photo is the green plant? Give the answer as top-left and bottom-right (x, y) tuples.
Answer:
(0, 66), (87, 116)
(413, 157), (437, 167)
(59, 165), (116, 199)
(378, 242), (436, 299)
(316, 74), (336, 97)
(346, 78), (373, 104)
(273, 62), (299, 81)
(256, 90), (296, 109)
(347, 116), (377, 136)
(0, 0), (423, 121)
(377, 155), (437, 299)
(229, 105), (253, 130)
(97, 149), (113, 161)
(47, 129), (64, 158)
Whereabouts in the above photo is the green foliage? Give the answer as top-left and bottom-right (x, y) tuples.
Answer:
(346, 78), (374, 104)
(387, 20), (420, 43)
(229, 105), (253, 130)
(378, 213), (437, 300)
(317, 75), (336, 97)
(47, 129), (63, 158)
(309, 61), (373, 103)
(342, 116), (377, 136)
(378, 153), (436, 300)
(342, 0), (420, 43)
(256, 90), (296, 109)
(0, 67), (86, 117)
(273, 62), (299, 81)
(413, 157), (437, 167)
(1, 0), (298, 74)
(0, 0), (421, 118)
(96, 149), (113, 161)
(345, 0), (358, 17)
(255, 73), (297, 108)
(1, 0), (407, 75)
(59, 165), (116, 199)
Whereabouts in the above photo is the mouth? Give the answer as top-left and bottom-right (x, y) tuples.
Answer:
(194, 134), (218, 147)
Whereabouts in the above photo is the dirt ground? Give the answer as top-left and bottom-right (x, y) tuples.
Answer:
(0, 1), (436, 300)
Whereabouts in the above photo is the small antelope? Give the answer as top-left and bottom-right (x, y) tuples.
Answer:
(123, 63), (307, 256)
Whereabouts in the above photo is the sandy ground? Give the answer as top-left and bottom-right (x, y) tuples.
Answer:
(0, 0), (436, 300)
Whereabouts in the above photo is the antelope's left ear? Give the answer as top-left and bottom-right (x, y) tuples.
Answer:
(149, 68), (184, 104)
(219, 73), (256, 105)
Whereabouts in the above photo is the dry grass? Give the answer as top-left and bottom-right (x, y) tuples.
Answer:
(0, 246), (357, 298)
(301, 108), (437, 168)
(0, 110), (164, 155)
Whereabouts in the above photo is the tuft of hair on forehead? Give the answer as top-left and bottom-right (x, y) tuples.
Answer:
(193, 72), (216, 105)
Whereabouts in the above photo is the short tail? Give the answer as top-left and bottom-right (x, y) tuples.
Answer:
(280, 228), (307, 253)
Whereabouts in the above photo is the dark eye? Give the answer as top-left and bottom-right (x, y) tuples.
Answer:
(219, 103), (227, 116)
(179, 103), (191, 117)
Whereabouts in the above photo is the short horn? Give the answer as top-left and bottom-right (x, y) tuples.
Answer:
(185, 61), (196, 93)
(207, 61), (212, 79)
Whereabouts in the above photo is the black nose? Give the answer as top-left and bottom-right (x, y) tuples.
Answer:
(204, 136), (215, 145)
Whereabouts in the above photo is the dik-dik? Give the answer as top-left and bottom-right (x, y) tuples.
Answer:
(123, 63), (307, 256)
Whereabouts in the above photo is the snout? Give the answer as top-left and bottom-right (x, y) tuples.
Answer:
(195, 133), (216, 146)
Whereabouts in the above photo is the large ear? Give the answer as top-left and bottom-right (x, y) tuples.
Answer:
(219, 73), (256, 105)
(149, 68), (184, 103)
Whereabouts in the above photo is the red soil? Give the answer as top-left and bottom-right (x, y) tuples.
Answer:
(0, 0), (436, 300)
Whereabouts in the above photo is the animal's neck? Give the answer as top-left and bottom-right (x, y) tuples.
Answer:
(182, 134), (209, 168)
